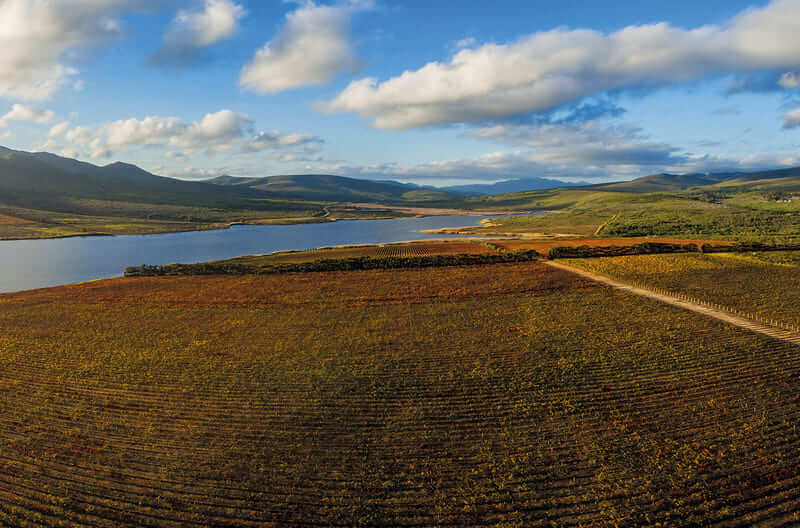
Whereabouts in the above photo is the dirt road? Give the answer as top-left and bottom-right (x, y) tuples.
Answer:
(546, 260), (800, 346)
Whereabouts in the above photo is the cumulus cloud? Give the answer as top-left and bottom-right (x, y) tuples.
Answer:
(171, 109), (253, 151)
(151, 0), (245, 67)
(41, 109), (322, 160)
(0, 104), (55, 127)
(240, 0), (370, 94)
(105, 116), (186, 147)
(782, 108), (800, 129)
(49, 121), (71, 137)
(322, 0), (800, 129)
(0, 0), (149, 100)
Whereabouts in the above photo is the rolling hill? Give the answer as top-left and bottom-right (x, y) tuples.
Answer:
(588, 167), (800, 193)
(207, 173), (458, 202)
(0, 146), (276, 212)
(442, 176), (585, 196)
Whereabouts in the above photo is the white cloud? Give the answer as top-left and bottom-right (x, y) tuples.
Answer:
(49, 121), (71, 137)
(243, 131), (323, 152)
(466, 121), (686, 174)
(323, 0), (800, 129)
(105, 116), (186, 147)
(152, 0), (245, 66)
(65, 125), (95, 145)
(0, 104), (55, 127)
(454, 37), (477, 49)
(783, 108), (800, 129)
(240, 1), (369, 94)
(0, 0), (147, 100)
(88, 137), (111, 159)
(41, 109), (322, 160)
(467, 121), (645, 149)
(171, 109), (253, 151)
(318, 147), (800, 186)
(780, 72), (800, 89)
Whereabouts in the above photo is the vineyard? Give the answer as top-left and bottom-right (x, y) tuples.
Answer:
(564, 252), (800, 330)
(3, 262), (800, 526)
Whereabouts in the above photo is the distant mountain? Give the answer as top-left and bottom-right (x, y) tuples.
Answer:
(589, 167), (800, 193)
(0, 147), (462, 221)
(207, 174), (458, 203)
(442, 177), (586, 196)
(0, 146), (272, 212)
(713, 167), (800, 185)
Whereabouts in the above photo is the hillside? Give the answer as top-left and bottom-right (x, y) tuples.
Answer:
(588, 166), (800, 193)
(207, 173), (459, 203)
(590, 172), (725, 192)
(441, 176), (584, 196)
(0, 146), (283, 211)
(0, 147), (471, 240)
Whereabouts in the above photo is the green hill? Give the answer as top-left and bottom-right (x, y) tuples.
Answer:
(0, 147), (465, 239)
(207, 173), (458, 203)
(587, 167), (800, 194)
(0, 146), (282, 212)
(591, 172), (727, 192)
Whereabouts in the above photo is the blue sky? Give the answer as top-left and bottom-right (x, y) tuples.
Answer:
(0, 0), (799, 185)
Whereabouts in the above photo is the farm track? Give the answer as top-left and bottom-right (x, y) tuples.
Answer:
(545, 260), (800, 346)
(3, 263), (800, 525)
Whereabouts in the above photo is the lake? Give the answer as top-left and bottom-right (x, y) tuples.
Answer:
(0, 215), (512, 293)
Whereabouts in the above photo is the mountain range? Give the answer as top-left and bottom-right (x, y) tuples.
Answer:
(2, 145), (800, 215)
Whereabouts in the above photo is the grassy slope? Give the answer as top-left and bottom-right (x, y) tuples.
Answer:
(458, 172), (800, 241)
(3, 263), (800, 525)
(4, 145), (800, 241)
(209, 173), (459, 203)
(0, 150), (467, 239)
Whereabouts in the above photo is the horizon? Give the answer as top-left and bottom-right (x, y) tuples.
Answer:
(5, 142), (798, 189)
(0, 0), (799, 185)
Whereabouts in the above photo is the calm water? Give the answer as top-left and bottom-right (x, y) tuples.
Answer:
(0, 215), (515, 293)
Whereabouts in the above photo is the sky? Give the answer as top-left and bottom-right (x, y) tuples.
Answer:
(0, 0), (799, 186)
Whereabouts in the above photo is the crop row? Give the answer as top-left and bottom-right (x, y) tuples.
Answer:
(2, 262), (800, 525)
(563, 252), (800, 330)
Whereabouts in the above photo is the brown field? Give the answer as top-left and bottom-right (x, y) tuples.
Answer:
(489, 236), (731, 255)
(0, 212), (29, 225)
(218, 239), (497, 267)
(3, 262), (800, 525)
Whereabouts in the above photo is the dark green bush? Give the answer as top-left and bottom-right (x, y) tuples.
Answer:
(124, 250), (542, 277)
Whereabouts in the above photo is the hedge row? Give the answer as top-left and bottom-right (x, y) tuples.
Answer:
(703, 242), (800, 253)
(548, 242), (700, 259)
(549, 241), (800, 259)
(124, 250), (542, 277)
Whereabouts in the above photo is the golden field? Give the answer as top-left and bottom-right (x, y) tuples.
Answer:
(2, 262), (800, 526)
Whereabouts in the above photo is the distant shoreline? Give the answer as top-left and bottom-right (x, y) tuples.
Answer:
(0, 209), (526, 242)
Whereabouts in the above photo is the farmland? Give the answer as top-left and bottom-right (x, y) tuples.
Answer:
(3, 262), (800, 525)
(564, 252), (800, 329)
(219, 239), (497, 267)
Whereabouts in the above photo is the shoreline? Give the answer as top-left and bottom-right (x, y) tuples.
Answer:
(0, 209), (524, 242)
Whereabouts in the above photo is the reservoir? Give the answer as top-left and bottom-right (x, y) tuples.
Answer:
(0, 214), (512, 293)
